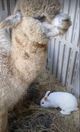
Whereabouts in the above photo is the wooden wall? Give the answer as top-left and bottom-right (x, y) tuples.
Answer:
(0, 0), (16, 21)
(0, 0), (79, 97)
(47, 0), (79, 97)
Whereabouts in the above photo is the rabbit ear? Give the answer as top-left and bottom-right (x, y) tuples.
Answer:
(44, 96), (48, 101)
(45, 91), (51, 97)
(0, 10), (22, 29)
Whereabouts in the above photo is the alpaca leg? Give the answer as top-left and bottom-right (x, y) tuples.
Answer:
(0, 110), (8, 132)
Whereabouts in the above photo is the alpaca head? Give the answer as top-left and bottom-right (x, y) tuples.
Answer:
(0, 12), (49, 81)
(0, 11), (71, 81)
(36, 12), (71, 38)
(14, 0), (61, 22)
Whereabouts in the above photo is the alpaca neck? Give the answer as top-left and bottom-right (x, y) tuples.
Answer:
(10, 42), (46, 85)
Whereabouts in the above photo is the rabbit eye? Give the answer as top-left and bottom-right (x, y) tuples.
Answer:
(42, 102), (44, 104)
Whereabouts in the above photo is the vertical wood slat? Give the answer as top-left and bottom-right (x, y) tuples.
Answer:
(9, 0), (16, 14)
(4, 0), (8, 13)
(72, 1), (79, 45)
(1, 0), (5, 10)
(47, 39), (52, 70)
(0, 11), (7, 21)
(6, 0), (16, 15)
(57, 42), (64, 81)
(68, 0), (77, 42)
(0, 0), (8, 21)
(66, 50), (76, 86)
(63, 0), (70, 40)
(47, 39), (55, 72)
(53, 39), (59, 77)
(71, 52), (79, 97)
(61, 46), (70, 85)
(50, 39), (55, 73)
(0, 0), (3, 11)
(0, 0), (16, 18)
(59, 0), (64, 11)
(63, 0), (70, 14)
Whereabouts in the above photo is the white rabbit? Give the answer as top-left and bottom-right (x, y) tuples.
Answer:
(40, 91), (78, 115)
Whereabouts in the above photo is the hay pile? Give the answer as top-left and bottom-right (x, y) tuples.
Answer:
(9, 104), (79, 132)
(8, 70), (80, 132)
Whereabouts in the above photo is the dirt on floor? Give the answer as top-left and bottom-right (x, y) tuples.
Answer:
(8, 69), (80, 132)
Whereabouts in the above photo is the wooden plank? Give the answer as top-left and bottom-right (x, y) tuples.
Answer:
(60, 44), (65, 82)
(72, 1), (79, 45)
(0, 0), (8, 19)
(63, 0), (70, 14)
(47, 39), (52, 69)
(48, 39), (55, 72)
(47, 40), (52, 60)
(54, 37), (79, 51)
(0, 0), (3, 11)
(10, 0), (16, 14)
(59, 0), (64, 11)
(0, 11), (7, 21)
(71, 52), (79, 97)
(62, 45), (70, 85)
(53, 39), (59, 77)
(66, 50), (76, 87)
(3, 0), (8, 15)
(68, 0), (77, 42)
(63, 0), (71, 40)
(57, 41), (64, 81)
(56, 41), (60, 78)
(6, 0), (10, 15)
(72, 32), (80, 98)
(1, 0), (5, 10)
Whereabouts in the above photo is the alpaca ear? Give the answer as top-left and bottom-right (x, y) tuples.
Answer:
(0, 10), (22, 29)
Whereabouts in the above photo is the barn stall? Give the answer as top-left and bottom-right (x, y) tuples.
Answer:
(0, 0), (79, 132)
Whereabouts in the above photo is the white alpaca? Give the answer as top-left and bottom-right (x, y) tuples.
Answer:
(0, 9), (71, 132)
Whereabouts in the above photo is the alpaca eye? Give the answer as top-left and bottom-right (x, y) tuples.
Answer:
(34, 15), (46, 22)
